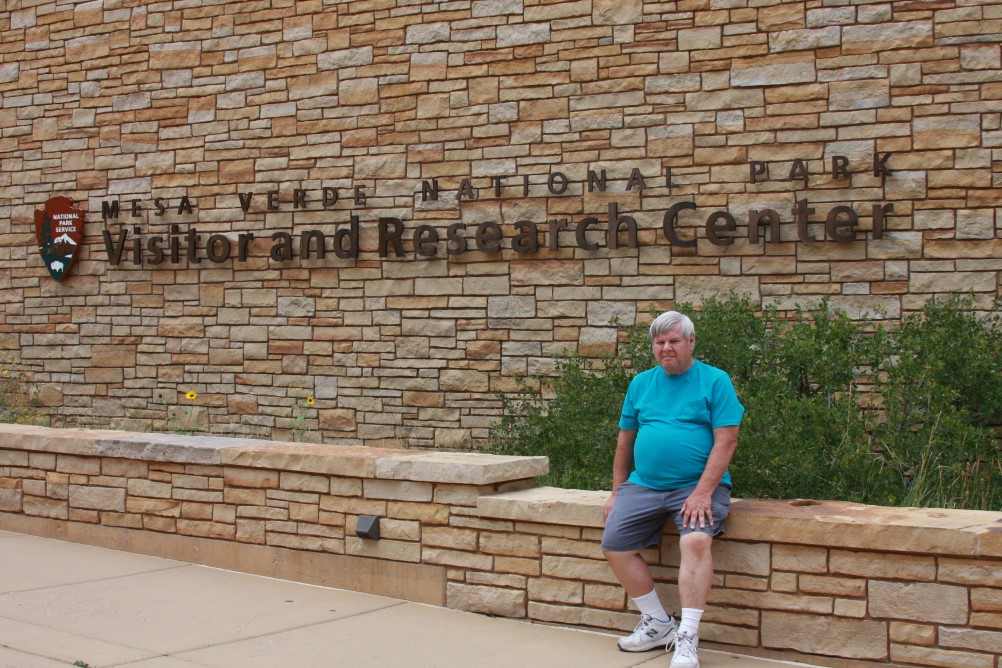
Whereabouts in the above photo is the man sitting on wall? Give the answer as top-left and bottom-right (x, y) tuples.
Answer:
(602, 310), (744, 668)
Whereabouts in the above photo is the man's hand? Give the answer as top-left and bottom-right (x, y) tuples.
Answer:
(681, 488), (714, 530)
(603, 492), (616, 522)
(681, 425), (738, 530)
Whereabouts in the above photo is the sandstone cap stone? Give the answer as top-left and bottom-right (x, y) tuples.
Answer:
(0, 425), (266, 465)
(94, 432), (264, 464)
(220, 442), (399, 478)
(729, 498), (1002, 557)
(478, 486), (607, 527)
(376, 451), (548, 485)
(2, 426), (549, 486)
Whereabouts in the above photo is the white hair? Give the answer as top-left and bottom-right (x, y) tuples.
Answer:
(649, 310), (695, 339)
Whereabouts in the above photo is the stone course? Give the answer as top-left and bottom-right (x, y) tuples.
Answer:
(1, 424), (1000, 668)
(1, 1), (1000, 444)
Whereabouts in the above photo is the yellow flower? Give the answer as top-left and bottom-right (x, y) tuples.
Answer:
(306, 396), (315, 405)
(185, 390), (198, 400)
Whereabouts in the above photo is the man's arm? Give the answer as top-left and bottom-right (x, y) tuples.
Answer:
(680, 425), (739, 529)
(603, 428), (637, 521)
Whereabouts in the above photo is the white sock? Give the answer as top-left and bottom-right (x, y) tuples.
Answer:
(679, 607), (703, 636)
(631, 589), (670, 622)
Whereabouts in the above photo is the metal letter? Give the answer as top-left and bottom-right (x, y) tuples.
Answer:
(421, 179), (440, 202)
(787, 159), (808, 184)
(575, 216), (599, 251)
(872, 203), (893, 240)
(475, 221), (502, 254)
(458, 178), (477, 201)
(548, 172), (569, 195)
(873, 152), (893, 179)
(793, 199), (816, 242)
(706, 211), (735, 246)
(587, 170), (607, 193)
(512, 221), (538, 254)
(608, 203), (638, 249)
(825, 205), (858, 242)
(749, 209), (781, 244)
(663, 202), (698, 248)
(625, 168), (646, 191)
(832, 155), (850, 180)
(378, 217), (405, 257)
(413, 225), (439, 257)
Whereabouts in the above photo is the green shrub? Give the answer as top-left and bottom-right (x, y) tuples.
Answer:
(0, 361), (45, 426)
(869, 296), (1002, 508)
(483, 295), (1002, 510)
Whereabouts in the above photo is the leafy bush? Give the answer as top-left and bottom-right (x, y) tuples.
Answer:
(869, 298), (1002, 508)
(484, 295), (1002, 510)
(0, 361), (45, 426)
(697, 299), (889, 504)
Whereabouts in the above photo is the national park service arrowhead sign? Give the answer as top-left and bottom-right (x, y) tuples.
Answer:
(35, 196), (84, 282)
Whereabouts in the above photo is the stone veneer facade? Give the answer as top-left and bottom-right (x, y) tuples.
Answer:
(1, 424), (1001, 668)
(1, 1), (1001, 444)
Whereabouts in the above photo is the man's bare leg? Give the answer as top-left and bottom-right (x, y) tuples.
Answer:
(605, 550), (677, 652)
(677, 532), (713, 607)
(604, 550), (655, 598)
(672, 532), (714, 667)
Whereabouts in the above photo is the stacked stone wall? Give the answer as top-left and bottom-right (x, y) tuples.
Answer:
(1, 1), (1000, 444)
(1, 425), (1000, 668)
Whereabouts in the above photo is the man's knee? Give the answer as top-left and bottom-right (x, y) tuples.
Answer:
(679, 531), (713, 559)
(603, 548), (640, 564)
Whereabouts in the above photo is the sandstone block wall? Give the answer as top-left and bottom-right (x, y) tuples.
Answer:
(1, 1), (1001, 445)
(1, 425), (1000, 668)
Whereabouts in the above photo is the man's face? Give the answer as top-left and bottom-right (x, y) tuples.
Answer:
(652, 326), (696, 376)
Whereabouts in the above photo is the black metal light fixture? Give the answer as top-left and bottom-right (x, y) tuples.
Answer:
(356, 515), (381, 540)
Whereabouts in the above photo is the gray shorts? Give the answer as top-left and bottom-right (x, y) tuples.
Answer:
(601, 481), (731, 552)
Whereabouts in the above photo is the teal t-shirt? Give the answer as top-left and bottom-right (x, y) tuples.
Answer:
(619, 360), (744, 491)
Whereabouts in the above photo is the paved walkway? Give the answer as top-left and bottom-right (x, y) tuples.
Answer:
(0, 530), (819, 668)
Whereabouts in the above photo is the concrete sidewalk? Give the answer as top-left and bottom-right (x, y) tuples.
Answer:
(0, 530), (818, 668)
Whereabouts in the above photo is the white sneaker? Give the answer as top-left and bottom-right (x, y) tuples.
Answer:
(669, 630), (699, 668)
(617, 613), (677, 652)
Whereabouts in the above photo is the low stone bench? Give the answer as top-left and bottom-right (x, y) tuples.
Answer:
(1, 424), (1000, 668)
